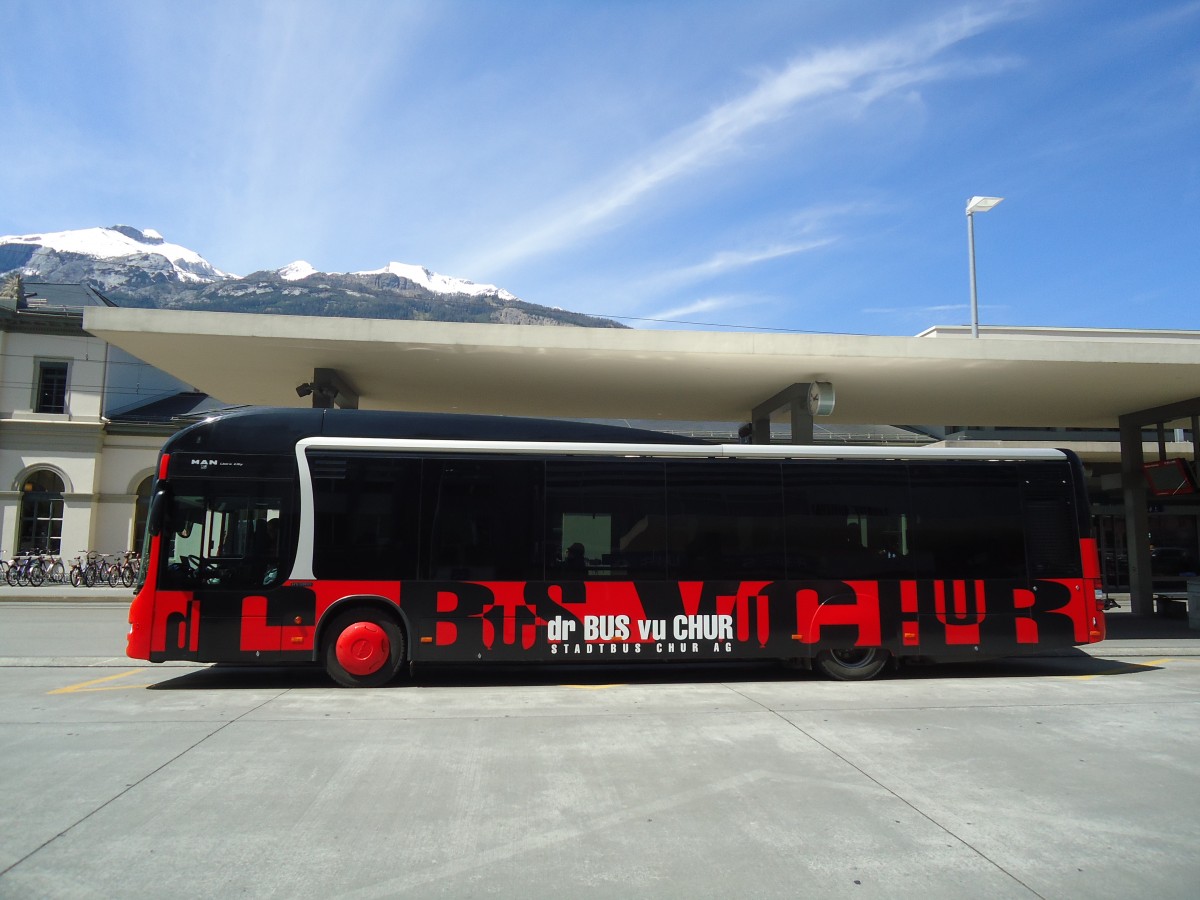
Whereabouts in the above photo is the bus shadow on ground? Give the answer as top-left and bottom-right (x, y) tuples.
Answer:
(146, 652), (1162, 690)
(900, 653), (1163, 680)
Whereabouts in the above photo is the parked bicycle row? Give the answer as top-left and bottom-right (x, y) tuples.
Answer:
(1, 550), (140, 588)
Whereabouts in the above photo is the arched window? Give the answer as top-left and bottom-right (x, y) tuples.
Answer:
(19, 470), (65, 553)
(132, 476), (154, 552)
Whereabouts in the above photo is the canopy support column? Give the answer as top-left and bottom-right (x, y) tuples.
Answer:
(296, 368), (359, 409)
(751, 383), (816, 445)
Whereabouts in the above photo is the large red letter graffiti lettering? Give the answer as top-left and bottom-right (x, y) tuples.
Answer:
(794, 583), (882, 646)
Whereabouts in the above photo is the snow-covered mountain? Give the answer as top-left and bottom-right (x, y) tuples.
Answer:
(351, 262), (517, 302)
(276, 260), (319, 281)
(275, 258), (517, 302)
(0, 225), (230, 285)
(0, 225), (620, 328)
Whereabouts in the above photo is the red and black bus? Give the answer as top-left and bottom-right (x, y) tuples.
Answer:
(127, 407), (1106, 685)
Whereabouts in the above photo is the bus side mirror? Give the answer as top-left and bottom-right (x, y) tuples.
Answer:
(148, 487), (169, 538)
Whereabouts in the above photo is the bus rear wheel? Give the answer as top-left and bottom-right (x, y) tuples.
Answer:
(814, 647), (890, 681)
(323, 610), (405, 688)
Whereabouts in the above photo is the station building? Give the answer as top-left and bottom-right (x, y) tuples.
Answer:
(0, 284), (219, 564)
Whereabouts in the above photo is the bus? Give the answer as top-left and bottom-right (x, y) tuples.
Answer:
(127, 407), (1106, 686)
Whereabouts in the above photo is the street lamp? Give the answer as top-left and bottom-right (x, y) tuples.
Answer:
(966, 195), (1003, 338)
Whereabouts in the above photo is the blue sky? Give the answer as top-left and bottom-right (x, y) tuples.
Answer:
(3, 0), (1198, 334)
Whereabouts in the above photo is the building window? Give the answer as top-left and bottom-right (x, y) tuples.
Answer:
(35, 361), (69, 414)
(19, 470), (66, 553)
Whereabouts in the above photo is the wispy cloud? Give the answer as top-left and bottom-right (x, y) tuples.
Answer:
(636, 199), (885, 296)
(645, 238), (836, 292)
(172, 1), (432, 267)
(646, 296), (735, 322)
(469, 4), (1024, 275)
(628, 292), (830, 332)
(864, 303), (967, 315)
(864, 303), (1010, 319)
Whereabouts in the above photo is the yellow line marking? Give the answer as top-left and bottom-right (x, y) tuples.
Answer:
(49, 669), (147, 694)
(561, 684), (625, 690)
(1075, 658), (1171, 680)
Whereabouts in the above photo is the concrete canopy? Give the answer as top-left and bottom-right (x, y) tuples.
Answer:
(83, 308), (1200, 428)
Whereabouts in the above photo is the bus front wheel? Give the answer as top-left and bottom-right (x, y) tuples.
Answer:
(814, 647), (890, 681)
(323, 610), (405, 688)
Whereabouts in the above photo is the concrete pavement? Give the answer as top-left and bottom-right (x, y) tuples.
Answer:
(4, 631), (1200, 898)
(0, 584), (134, 603)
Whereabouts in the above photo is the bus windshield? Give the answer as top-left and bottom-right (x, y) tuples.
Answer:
(160, 479), (292, 591)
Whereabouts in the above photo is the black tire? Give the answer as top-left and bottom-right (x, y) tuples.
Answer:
(322, 609), (405, 688)
(813, 647), (890, 681)
(122, 565), (136, 588)
(70, 567), (82, 587)
(83, 566), (97, 588)
(5, 566), (19, 586)
(28, 565), (44, 587)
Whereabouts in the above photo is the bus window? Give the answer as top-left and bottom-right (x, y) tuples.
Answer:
(784, 462), (915, 579)
(908, 463), (1026, 580)
(309, 452), (421, 581)
(546, 460), (667, 580)
(160, 480), (292, 589)
(1021, 465), (1083, 578)
(665, 460), (785, 580)
(423, 458), (543, 581)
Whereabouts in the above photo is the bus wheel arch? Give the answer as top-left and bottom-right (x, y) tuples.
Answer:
(813, 647), (891, 681)
(319, 600), (407, 688)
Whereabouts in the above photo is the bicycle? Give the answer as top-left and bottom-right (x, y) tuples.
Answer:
(7, 552), (45, 587)
(42, 554), (67, 585)
(69, 553), (86, 587)
(80, 550), (109, 588)
(112, 550), (141, 588)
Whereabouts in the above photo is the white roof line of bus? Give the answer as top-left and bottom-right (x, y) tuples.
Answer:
(294, 437), (1066, 461)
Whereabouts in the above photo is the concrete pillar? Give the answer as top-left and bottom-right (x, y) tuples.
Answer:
(1120, 415), (1153, 616)
(305, 368), (359, 409)
(752, 382), (823, 446)
(789, 397), (814, 445)
(751, 414), (771, 446)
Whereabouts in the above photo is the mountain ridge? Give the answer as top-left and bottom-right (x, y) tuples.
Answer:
(0, 225), (624, 328)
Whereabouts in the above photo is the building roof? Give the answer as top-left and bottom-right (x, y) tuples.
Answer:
(82, 307), (1200, 429)
(1, 282), (120, 336)
(20, 282), (117, 309)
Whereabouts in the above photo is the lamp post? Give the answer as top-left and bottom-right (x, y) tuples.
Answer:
(966, 195), (1003, 338)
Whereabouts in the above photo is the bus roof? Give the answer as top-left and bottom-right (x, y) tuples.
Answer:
(165, 406), (1068, 463)
(163, 406), (707, 455)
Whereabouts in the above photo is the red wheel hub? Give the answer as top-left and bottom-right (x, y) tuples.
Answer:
(335, 622), (390, 676)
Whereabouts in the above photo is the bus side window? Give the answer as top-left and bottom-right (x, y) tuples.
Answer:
(310, 453), (421, 581)
(546, 459), (667, 580)
(908, 463), (1026, 580)
(784, 462), (916, 580)
(424, 458), (543, 581)
(665, 459), (785, 580)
